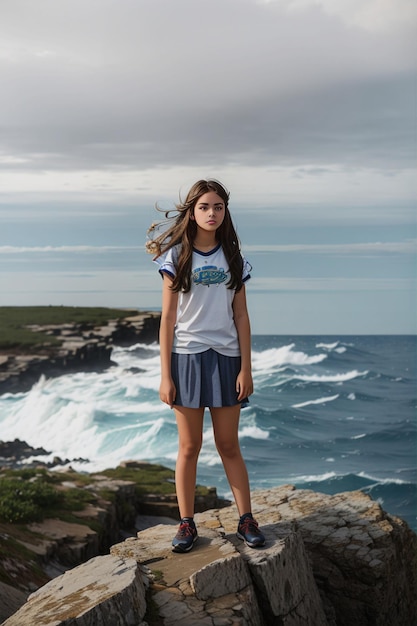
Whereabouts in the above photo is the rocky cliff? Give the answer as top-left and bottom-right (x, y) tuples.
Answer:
(3, 485), (416, 626)
(0, 455), (227, 621)
(0, 311), (160, 394)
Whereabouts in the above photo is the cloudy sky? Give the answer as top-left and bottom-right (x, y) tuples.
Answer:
(1, 0), (416, 334)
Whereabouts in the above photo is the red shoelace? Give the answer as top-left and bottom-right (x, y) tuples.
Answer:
(239, 517), (260, 534)
(176, 522), (195, 537)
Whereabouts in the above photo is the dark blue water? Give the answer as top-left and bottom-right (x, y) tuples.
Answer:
(196, 336), (417, 531)
(1, 335), (415, 530)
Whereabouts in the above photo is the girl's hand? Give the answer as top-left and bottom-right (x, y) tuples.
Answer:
(160, 376), (176, 408)
(236, 369), (253, 401)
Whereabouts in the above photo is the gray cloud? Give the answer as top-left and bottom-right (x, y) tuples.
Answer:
(245, 240), (417, 255)
(1, 0), (415, 174)
(2, 240), (415, 255)
(250, 276), (413, 292)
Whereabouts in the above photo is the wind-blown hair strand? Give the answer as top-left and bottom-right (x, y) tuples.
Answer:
(146, 179), (244, 292)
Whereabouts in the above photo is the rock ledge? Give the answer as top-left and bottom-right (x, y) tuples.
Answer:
(3, 485), (416, 626)
(0, 312), (160, 394)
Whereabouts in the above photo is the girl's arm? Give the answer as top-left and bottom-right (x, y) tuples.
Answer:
(232, 285), (254, 401)
(159, 274), (178, 408)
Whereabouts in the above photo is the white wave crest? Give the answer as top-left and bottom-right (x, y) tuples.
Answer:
(316, 342), (339, 350)
(112, 342), (159, 355)
(239, 426), (270, 440)
(315, 342), (346, 354)
(357, 471), (409, 486)
(295, 370), (368, 382)
(294, 471), (337, 482)
(0, 361), (177, 472)
(292, 394), (339, 408)
(293, 471), (410, 487)
(252, 344), (327, 371)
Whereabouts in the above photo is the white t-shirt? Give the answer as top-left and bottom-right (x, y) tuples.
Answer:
(154, 243), (251, 356)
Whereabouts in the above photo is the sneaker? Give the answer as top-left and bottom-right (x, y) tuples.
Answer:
(172, 520), (198, 553)
(237, 514), (265, 548)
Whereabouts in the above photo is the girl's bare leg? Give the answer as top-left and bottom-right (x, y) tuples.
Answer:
(210, 405), (252, 516)
(174, 406), (205, 518)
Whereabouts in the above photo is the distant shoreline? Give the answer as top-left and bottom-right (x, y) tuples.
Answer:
(0, 307), (161, 394)
(0, 306), (159, 351)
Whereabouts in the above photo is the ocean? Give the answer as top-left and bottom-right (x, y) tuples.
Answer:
(0, 335), (415, 531)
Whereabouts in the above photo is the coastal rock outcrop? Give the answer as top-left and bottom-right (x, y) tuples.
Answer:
(0, 312), (160, 394)
(2, 555), (147, 626)
(0, 455), (229, 623)
(4, 485), (416, 626)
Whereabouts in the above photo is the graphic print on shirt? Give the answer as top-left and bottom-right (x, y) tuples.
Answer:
(192, 265), (228, 287)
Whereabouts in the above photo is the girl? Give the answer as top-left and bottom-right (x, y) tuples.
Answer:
(147, 179), (265, 552)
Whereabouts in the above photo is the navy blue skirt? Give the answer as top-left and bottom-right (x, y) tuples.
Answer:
(171, 349), (249, 409)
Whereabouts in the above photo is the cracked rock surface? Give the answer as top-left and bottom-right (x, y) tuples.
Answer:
(3, 485), (416, 626)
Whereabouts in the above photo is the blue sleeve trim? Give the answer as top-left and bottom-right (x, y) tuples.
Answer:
(159, 269), (175, 279)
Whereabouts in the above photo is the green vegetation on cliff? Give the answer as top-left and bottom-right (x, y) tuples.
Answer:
(0, 464), (209, 525)
(0, 306), (139, 350)
(0, 468), (96, 524)
(0, 462), (214, 591)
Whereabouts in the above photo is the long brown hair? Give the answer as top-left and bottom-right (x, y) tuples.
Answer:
(146, 179), (244, 293)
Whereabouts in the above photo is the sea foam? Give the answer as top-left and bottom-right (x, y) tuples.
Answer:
(252, 344), (327, 372)
(292, 394), (340, 408)
(0, 335), (415, 530)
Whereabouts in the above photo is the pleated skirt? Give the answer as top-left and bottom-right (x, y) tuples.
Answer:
(171, 349), (249, 409)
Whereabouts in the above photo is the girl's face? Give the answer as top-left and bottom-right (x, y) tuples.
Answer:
(192, 191), (226, 233)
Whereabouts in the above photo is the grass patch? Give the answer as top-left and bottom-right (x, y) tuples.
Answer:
(0, 478), (62, 524)
(100, 465), (210, 497)
(101, 465), (177, 495)
(0, 470), (95, 524)
(0, 463), (212, 528)
(0, 306), (140, 350)
(0, 463), (211, 527)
